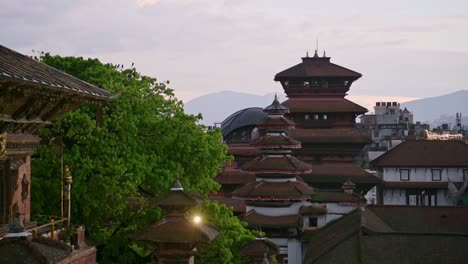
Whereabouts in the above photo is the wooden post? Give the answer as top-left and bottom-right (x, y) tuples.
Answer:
(63, 166), (73, 230)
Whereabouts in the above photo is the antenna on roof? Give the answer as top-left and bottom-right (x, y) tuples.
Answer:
(316, 37), (319, 53)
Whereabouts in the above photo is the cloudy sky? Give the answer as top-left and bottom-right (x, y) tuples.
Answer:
(2, 0), (468, 103)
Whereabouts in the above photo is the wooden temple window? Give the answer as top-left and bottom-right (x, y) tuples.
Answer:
(431, 169), (441, 181)
(400, 169), (410, 181)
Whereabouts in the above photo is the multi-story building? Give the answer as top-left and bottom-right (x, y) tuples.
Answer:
(213, 51), (379, 263)
(371, 140), (468, 206)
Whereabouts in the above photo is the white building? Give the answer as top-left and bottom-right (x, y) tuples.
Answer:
(371, 140), (468, 206)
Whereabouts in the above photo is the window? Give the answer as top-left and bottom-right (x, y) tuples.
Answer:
(464, 169), (468, 181)
(400, 169), (410, 181)
(305, 114), (310, 120)
(313, 114), (319, 120)
(374, 130), (379, 137)
(304, 81), (310, 87)
(406, 190), (437, 206)
(432, 169), (441, 181)
(323, 114), (328, 120)
(308, 217), (318, 227)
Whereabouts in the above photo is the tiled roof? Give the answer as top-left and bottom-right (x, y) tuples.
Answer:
(240, 237), (279, 257)
(301, 165), (381, 185)
(304, 208), (361, 262)
(214, 169), (255, 185)
(256, 116), (295, 129)
(368, 206), (468, 233)
(209, 197), (246, 213)
(250, 134), (301, 149)
(241, 155), (313, 174)
(242, 210), (302, 228)
(371, 140), (468, 167)
(129, 217), (219, 243)
(304, 206), (468, 264)
(227, 144), (261, 156)
(300, 205), (328, 215)
(152, 188), (203, 210)
(274, 56), (362, 80)
(282, 98), (367, 113)
(0, 236), (73, 264)
(232, 180), (314, 200)
(310, 191), (364, 203)
(0, 45), (111, 100)
(291, 128), (371, 144)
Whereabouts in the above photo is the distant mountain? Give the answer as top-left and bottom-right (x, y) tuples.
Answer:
(184, 89), (468, 127)
(184, 91), (286, 125)
(401, 90), (468, 125)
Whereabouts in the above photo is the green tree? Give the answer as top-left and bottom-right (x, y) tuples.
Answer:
(195, 201), (254, 264)
(31, 54), (243, 262)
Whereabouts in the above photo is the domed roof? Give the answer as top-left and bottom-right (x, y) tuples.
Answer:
(221, 107), (268, 137)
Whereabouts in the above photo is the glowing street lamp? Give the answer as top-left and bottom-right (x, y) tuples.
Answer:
(193, 215), (202, 224)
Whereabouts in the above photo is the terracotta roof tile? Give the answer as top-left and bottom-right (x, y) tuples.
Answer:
(368, 206), (468, 233)
(209, 197), (246, 213)
(214, 170), (255, 185)
(240, 238), (279, 257)
(232, 180), (314, 200)
(241, 155), (313, 174)
(250, 134), (301, 149)
(129, 217), (219, 243)
(371, 140), (468, 167)
(257, 116), (295, 129)
(282, 98), (367, 113)
(242, 210), (302, 228)
(274, 56), (362, 80)
(0, 45), (111, 100)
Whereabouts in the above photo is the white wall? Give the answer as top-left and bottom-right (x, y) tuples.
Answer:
(381, 167), (465, 182)
(287, 239), (301, 264)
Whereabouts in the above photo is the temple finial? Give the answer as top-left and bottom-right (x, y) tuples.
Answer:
(323, 50), (326, 57)
(171, 172), (184, 191)
(313, 49), (318, 57)
(306, 51), (309, 58)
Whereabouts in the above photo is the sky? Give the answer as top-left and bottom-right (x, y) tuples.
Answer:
(2, 0), (468, 103)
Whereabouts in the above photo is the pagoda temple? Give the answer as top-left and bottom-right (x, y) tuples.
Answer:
(130, 179), (219, 263)
(213, 51), (377, 263)
(274, 51), (380, 193)
(231, 96), (313, 263)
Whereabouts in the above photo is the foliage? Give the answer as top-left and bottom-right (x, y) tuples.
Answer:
(195, 201), (255, 264)
(31, 54), (236, 263)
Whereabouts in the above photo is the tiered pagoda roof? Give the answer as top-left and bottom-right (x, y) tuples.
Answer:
(250, 134), (301, 149)
(274, 53), (362, 81)
(241, 155), (312, 174)
(242, 210), (302, 228)
(232, 180), (314, 201)
(282, 98), (367, 113)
